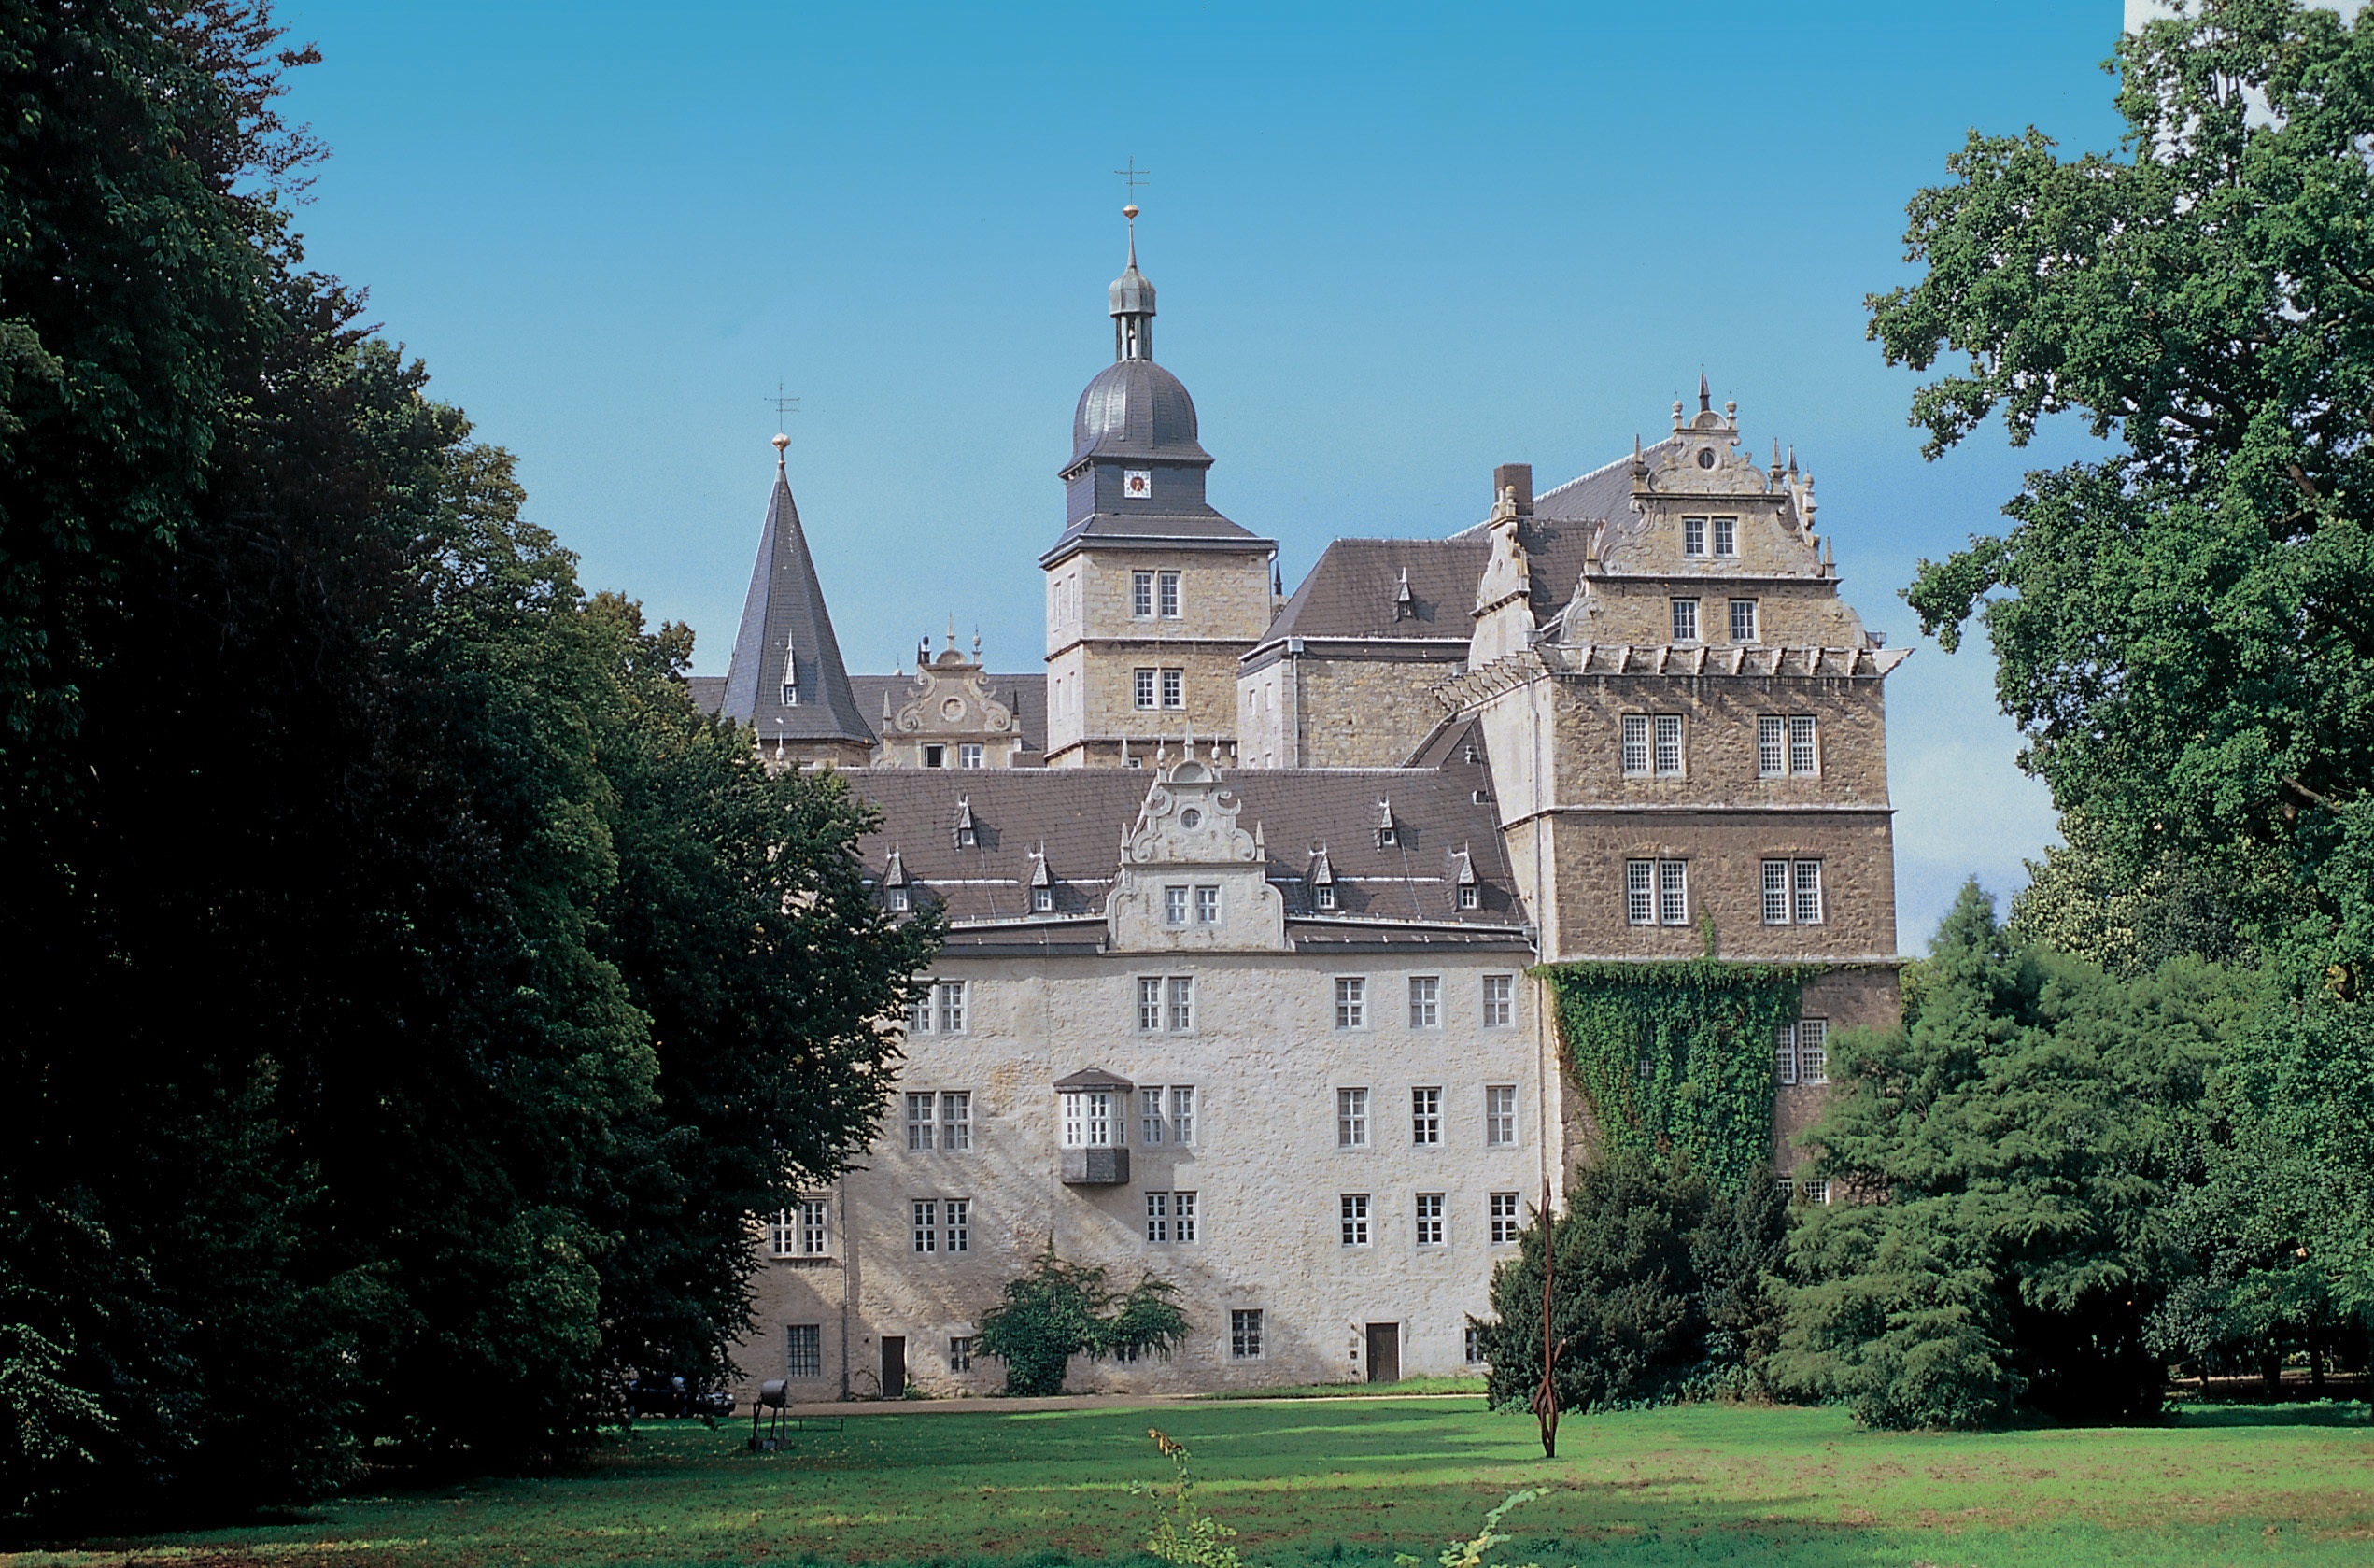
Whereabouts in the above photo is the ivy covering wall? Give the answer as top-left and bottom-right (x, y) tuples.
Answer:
(1538, 960), (1817, 1196)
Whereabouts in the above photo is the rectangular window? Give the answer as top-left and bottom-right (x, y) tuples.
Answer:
(786, 1323), (824, 1378)
(1798, 1019), (1829, 1085)
(1230, 1308), (1264, 1360)
(1793, 860), (1824, 925)
(1415, 1192), (1444, 1246)
(1730, 598), (1759, 643)
(906, 991), (933, 1033)
(1165, 885), (1189, 925)
(1486, 1084), (1517, 1148)
(1775, 1022), (1799, 1085)
(1340, 1193), (1371, 1246)
(1774, 1177), (1795, 1200)
(911, 1200), (937, 1254)
(1482, 974), (1514, 1028)
(1141, 1087), (1166, 1144)
(1158, 571), (1181, 618)
(1172, 1086), (1196, 1145)
(1168, 975), (1194, 1030)
(1763, 859), (1791, 925)
(1626, 859), (1656, 925)
(1408, 975), (1440, 1028)
(888, 885), (911, 912)
(1464, 1326), (1485, 1364)
(1135, 668), (1156, 708)
(767, 1208), (798, 1258)
(1175, 1190), (1198, 1241)
(1658, 859), (1689, 925)
(798, 1197), (830, 1257)
(1458, 883), (1479, 910)
(1671, 597), (1701, 643)
(1335, 977), (1366, 1029)
(1138, 976), (1164, 1031)
(945, 1198), (969, 1254)
(1801, 1178), (1831, 1206)
(1620, 713), (1650, 775)
(1490, 1191), (1521, 1245)
(1194, 884), (1220, 925)
(1683, 516), (1707, 557)
(1314, 883), (1336, 910)
(906, 1093), (936, 1151)
(1133, 572), (1155, 618)
(941, 1092), (971, 1151)
(1062, 1089), (1116, 1148)
(1714, 516), (1738, 556)
(937, 981), (967, 1035)
(1031, 885), (1053, 912)
(1146, 1191), (1169, 1243)
(1161, 669), (1184, 709)
(1653, 714), (1684, 776)
(1336, 1086), (1370, 1148)
(949, 1335), (973, 1373)
(1411, 1086), (1441, 1145)
(1788, 714), (1819, 776)
(1759, 715), (1786, 778)
(959, 743), (984, 770)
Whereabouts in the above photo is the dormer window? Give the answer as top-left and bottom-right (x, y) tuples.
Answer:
(1315, 883), (1336, 911)
(954, 797), (976, 848)
(782, 682), (798, 706)
(1376, 800), (1398, 849)
(1031, 886), (1053, 913)
(888, 886), (911, 912)
(782, 648), (798, 706)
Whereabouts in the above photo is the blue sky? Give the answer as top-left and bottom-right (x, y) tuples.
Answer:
(274, 0), (2128, 952)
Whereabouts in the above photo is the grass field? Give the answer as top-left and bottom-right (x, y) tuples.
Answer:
(18, 1397), (2373, 1568)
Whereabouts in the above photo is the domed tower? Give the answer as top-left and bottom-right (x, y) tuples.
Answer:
(1041, 206), (1278, 768)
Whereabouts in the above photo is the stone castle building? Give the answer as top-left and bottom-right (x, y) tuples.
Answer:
(698, 217), (1905, 1398)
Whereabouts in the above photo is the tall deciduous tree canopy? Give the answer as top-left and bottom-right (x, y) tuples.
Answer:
(0, 2), (936, 1524)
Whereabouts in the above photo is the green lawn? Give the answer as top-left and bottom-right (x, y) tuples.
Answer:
(17, 1398), (2373, 1568)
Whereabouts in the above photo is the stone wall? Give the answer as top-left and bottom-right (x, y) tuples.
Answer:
(1235, 652), (1464, 770)
(1044, 548), (1272, 764)
(1547, 674), (1889, 810)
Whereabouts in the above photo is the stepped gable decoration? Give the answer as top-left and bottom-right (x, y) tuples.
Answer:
(719, 434), (872, 760)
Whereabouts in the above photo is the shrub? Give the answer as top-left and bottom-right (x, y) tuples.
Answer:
(974, 1250), (1187, 1396)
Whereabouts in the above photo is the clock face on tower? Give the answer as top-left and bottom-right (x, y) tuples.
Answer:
(1123, 470), (1152, 500)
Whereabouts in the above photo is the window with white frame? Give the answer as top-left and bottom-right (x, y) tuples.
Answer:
(906, 991), (931, 1032)
(939, 981), (967, 1033)
(1164, 885), (1189, 925)
(1797, 1019), (1829, 1085)
(1761, 860), (1792, 925)
(1683, 516), (1707, 557)
(1628, 858), (1689, 925)
(1031, 884), (1053, 912)
(1653, 714), (1684, 776)
(1775, 1022), (1800, 1085)
(1789, 714), (1819, 775)
(941, 1092), (971, 1151)
(1730, 598), (1759, 643)
(1138, 976), (1164, 1031)
(1793, 860), (1825, 925)
(1774, 1176), (1794, 1200)
(1490, 1191), (1522, 1245)
(888, 885), (911, 912)
(1800, 1178), (1830, 1206)
(1458, 883), (1479, 910)
(1230, 1308), (1263, 1359)
(1145, 1190), (1169, 1242)
(1175, 1188), (1198, 1240)
(786, 1323), (824, 1377)
(1408, 975), (1440, 1028)
(798, 1197), (828, 1256)
(1620, 713), (1651, 776)
(1483, 974), (1514, 1028)
(1758, 715), (1787, 778)
(1335, 976), (1366, 1029)
(959, 743), (984, 770)
(1160, 668), (1184, 709)
(1411, 1086), (1441, 1145)
(1158, 571), (1181, 619)
(906, 1093), (936, 1151)
(1061, 1089), (1118, 1148)
(1339, 1193), (1371, 1246)
(911, 1199), (938, 1253)
(1133, 572), (1155, 618)
(1194, 884), (1220, 925)
(1464, 1325), (1485, 1364)
(944, 1198), (968, 1253)
(1336, 1086), (1369, 1148)
(1671, 597), (1701, 643)
(1486, 1084), (1518, 1147)
(949, 1335), (973, 1372)
(1714, 516), (1738, 556)
(1168, 975), (1194, 1030)
(1135, 668), (1157, 709)
(1415, 1192), (1444, 1246)
(1314, 882), (1336, 910)
(1172, 1087), (1196, 1144)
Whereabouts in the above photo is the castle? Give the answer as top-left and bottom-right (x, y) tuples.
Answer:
(693, 212), (1905, 1398)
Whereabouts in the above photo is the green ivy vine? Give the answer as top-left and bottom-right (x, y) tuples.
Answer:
(1536, 959), (1818, 1196)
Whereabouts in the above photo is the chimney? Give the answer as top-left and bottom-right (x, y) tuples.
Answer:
(1492, 463), (1533, 516)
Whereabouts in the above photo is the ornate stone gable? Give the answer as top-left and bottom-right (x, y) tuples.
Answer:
(1106, 742), (1286, 952)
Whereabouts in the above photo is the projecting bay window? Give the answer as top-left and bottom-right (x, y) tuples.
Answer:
(1627, 859), (1689, 925)
(1062, 1091), (1115, 1149)
(1761, 860), (1824, 925)
(1057, 1070), (1132, 1184)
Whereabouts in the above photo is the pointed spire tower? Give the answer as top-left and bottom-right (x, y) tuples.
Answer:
(720, 432), (875, 768)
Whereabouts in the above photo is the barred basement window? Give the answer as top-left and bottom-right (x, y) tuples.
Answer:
(1231, 1309), (1264, 1359)
(1801, 1179), (1830, 1206)
(786, 1323), (823, 1378)
(1411, 1087), (1441, 1146)
(1415, 1192), (1444, 1246)
(1490, 1191), (1521, 1245)
(1464, 1326), (1485, 1364)
(1339, 1193), (1371, 1246)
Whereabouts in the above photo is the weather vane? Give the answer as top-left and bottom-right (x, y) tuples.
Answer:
(764, 381), (800, 426)
(1114, 157), (1152, 206)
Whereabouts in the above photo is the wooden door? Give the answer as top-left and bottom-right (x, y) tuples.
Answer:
(1364, 1322), (1400, 1383)
(881, 1335), (906, 1399)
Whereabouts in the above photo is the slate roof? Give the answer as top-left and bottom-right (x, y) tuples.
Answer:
(1071, 360), (1210, 467)
(718, 465), (873, 745)
(845, 759), (1528, 951)
(1446, 439), (1678, 625)
(1249, 537), (1490, 657)
(850, 672), (1050, 757)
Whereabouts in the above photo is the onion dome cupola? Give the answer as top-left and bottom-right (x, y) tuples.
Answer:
(1045, 204), (1257, 567)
